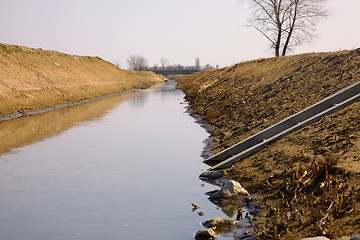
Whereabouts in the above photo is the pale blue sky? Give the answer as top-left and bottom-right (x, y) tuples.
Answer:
(1, 0), (359, 67)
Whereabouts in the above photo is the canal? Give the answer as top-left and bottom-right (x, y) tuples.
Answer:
(0, 81), (237, 240)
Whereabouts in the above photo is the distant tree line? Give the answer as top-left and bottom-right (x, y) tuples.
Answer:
(127, 55), (218, 72)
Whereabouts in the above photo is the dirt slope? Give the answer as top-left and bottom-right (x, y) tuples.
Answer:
(178, 49), (360, 239)
(0, 44), (163, 118)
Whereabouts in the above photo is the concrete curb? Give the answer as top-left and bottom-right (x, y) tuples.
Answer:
(206, 80), (360, 170)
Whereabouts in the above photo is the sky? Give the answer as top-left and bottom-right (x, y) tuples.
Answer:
(1, 0), (359, 68)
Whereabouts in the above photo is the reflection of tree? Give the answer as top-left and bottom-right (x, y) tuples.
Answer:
(130, 81), (180, 108)
(130, 91), (148, 108)
(159, 80), (179, 96)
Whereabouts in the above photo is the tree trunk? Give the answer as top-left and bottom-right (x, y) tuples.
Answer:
(274, 0), (282, 57)
(275, 35), (281, 57)
(282, 1), (298, 56)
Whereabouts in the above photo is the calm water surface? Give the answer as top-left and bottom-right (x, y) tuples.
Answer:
(0, 81), (234, 240)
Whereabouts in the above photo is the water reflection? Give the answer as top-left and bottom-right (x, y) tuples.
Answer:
(0, 93), (134, 156)
(129, 90), (148, 108)
(159, 80), (181, 96)
(0, 81), (219, 240)
(0, 81), (253, 240)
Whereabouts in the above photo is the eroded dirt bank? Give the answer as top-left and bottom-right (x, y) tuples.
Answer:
(178, 49), (360, 239)
(0, 44), (163, 118)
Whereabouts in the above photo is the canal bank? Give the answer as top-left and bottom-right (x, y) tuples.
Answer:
(178, 49), (360, 239)
(0, 44), (164, 119)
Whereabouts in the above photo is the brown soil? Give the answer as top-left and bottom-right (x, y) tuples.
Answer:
(178, 49), (360, 239)
(0, 44), (164, 118)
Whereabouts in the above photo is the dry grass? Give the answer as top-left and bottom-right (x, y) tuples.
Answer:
(257, 155), (359, 239)
(0, 43), (163, 117)
(178, 49), (360, 238)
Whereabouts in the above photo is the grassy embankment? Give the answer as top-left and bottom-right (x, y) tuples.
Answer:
(0, 43), (164, 118)
(178, 49), (360, 239)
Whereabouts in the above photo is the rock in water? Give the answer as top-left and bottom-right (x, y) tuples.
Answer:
(194, 228), (216, 240)
(199, 171), (224, 180)
(192, 203), (201, 212)
(209, 180), (249, 200)
(202, 217), (235, 228)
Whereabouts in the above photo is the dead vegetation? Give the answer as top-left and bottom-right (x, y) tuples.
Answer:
(256, 155), (359, 239)
(178, 49), (360, 238)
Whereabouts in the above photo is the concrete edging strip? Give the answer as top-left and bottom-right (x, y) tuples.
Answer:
(207, 80), (360, 170)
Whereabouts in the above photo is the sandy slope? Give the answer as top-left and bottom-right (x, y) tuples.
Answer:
(178, 49), (360, 239)
(0, 44), (163, 118)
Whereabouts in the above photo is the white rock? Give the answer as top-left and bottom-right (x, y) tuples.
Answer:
(301, 237), (330, 240)
(210, 180), (249, 200)
(337, 237), (351, 240)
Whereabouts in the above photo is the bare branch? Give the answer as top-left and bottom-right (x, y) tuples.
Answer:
(239, 0), (329, 56)
(127, 55), (148, 71)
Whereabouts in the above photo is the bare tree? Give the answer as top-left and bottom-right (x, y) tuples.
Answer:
(203, 64), (215, 70)
(127, 55), (148, 71)
(160, 58), (170, 70)
(240, 0), (328, 56)
(152, 64), (159, 70)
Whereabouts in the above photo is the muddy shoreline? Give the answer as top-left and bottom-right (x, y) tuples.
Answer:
(178, 49), (360, 239)
(183, 93), (260, 240)
(0, 83), (167, 122)
(0, 89), (136, 122)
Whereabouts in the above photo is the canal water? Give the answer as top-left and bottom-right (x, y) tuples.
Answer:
(0, 81), (239, 240)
